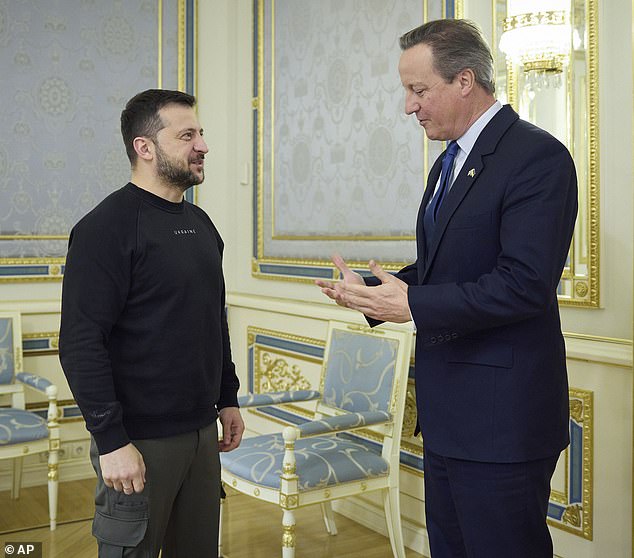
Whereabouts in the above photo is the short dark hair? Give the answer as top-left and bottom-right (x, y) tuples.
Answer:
(120, 89), (196, 165)
(399, 19), (495, 94)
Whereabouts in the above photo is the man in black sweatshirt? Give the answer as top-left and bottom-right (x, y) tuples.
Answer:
(59, 89), (244, 558)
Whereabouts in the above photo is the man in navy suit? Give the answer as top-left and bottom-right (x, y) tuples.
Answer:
(316, 19), (577, 558)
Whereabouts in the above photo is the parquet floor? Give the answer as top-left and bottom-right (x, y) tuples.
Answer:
(0, 485), (424, 557)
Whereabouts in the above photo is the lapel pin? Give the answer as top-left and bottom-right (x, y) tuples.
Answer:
(467, 168), (476, 178)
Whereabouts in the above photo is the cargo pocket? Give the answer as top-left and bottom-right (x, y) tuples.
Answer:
(92, 496), (149, 556)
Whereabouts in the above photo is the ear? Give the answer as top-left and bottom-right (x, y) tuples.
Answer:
(132, 137), (154, 162)
(456, 68), (476, 97)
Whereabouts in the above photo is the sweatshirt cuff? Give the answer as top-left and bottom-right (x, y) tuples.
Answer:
(92, 424), (131, 455)
(217, 391), (239, 410)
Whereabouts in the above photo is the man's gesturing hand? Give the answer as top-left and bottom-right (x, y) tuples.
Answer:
(316, 255), (411, 324)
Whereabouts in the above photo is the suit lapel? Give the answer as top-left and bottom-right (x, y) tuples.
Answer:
(420, 105), (520, 282)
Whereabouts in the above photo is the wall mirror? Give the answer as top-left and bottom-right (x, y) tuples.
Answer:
(493, 0), (599, 307)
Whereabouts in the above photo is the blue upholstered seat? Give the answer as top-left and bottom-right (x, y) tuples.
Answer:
(221, 433), (388, 490)
(0, 408), (48, 445)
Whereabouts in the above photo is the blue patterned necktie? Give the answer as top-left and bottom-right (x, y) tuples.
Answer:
(423, 141), (459, 255)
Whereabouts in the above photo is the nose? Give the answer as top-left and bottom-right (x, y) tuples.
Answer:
(195, 136), (209, 154)
(404, 92), (420, 116)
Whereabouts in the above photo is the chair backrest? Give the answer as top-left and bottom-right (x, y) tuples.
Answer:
(316, 321), (412, 456)
(0, 312), (22, 386)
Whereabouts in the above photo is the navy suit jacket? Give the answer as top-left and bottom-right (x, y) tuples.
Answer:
(370, 105), (578, 463)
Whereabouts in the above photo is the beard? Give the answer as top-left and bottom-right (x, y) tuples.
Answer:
(155, 143), (204, 192)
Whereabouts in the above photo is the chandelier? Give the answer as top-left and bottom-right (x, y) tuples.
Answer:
(499, 0), (571, 79)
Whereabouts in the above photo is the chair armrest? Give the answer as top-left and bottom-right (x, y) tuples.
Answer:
(0, 384), (23, 395)
(16, 373), (58, 427)
(294, 410), (392, 438)
(16, 372), (54, 395)
(237, 390), (321, 408)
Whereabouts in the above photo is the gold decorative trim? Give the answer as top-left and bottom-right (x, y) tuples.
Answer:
(15, 344), (24, 372)
(454, 0), (464, 19)
(23, 332), (59, 340)
(503, 10), (568, 32)
(248, 326), (324, 395)
(0, 260), (68, 265)
(547, 388), (593, 540)
(247, 326), (325, 351)
(252, 255), (407, 284)
(255, 348), (312, 392)
(193, 0), (198, 98)
(21, 331), (60, 356)
(282, 524), (296, 547)
(256, 0), (265, 263)
(506, 60), (518, 111)
(47, 464), (59, 482)
(584, 0), (600, 308)
(158, 0), (163, 88)
(0, 235), (68, 240)
(271, 234), (416, 241)
(523, 57), (565, 74)
(177, 0), (186, 92)
(279, 494), (298, 509)
(0, 257), (66, 284)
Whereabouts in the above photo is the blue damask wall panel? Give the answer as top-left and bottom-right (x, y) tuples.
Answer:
(0, 0), (191, 280)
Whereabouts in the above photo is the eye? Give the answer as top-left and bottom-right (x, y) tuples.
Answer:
(181, 132), (193, 140)
(414, 89), (426, 97)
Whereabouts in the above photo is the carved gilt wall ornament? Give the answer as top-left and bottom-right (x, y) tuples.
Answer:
(259, 351), (311, 392)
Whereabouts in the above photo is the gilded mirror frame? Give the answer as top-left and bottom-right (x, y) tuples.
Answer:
(493, 0), (600, 307)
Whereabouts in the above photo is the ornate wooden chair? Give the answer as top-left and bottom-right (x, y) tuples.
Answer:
(220, 320), (412, 557)
(0, 311), (59, 530)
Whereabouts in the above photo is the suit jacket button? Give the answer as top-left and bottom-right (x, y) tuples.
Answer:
(451, 333), (458, 339)
(445, 334), (452, 341)
(430, 336), (437, 344)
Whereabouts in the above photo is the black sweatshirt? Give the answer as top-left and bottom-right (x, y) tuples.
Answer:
(59, 183), (239, 455)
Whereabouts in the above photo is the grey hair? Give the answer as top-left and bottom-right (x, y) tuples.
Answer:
(399, 19), (495, 94)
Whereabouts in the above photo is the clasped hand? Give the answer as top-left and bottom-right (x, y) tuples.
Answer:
(315, 254), (411, 323)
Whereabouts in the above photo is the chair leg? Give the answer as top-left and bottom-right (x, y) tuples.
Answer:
(282, 509), (296, 558)
(11, 457), (23, 499)
(218, 493), (224, 558)
(320, 502), (338, 535)
(383, 486), (406, 558)
(48, 446), (59, 530)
